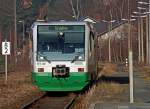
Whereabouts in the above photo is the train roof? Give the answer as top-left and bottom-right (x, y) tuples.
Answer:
(36, 20), (87, 24)
(31, 20), (92, 28)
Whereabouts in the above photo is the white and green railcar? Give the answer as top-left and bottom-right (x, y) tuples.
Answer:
(31, 21), (98, 91)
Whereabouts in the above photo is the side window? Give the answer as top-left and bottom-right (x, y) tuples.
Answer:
(90, 31), (95, 40)
(89, 32), (92, 52)
(90, 31), (95, 51)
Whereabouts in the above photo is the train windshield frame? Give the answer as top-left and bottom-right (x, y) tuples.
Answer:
(37, 25), (85, 61)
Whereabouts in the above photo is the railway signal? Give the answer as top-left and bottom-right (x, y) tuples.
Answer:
(2, 40), (10, 84)
(2, 41), (10, 55)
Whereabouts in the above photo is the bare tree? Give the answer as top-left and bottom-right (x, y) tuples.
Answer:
(69, 0), (80, 20)
(115, 0), (125, 20)
(37, 0), (53, 20)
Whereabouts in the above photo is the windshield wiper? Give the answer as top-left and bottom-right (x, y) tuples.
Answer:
(71, 52), (83, 63)
(71, 55), (79, 63)
(37, 52), (51, 63)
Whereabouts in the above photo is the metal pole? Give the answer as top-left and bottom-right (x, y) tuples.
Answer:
(138, 17), (141, 62)
(4, 39), (8, 84)
(128, 21), (134, 103)
(141, 18), (144, 62)
(108, 37), (111, 62)
(146, 15), (149, 64)
(5, 54), (7, 84)
(108, 21), (111, 62)
(148, 0), (150, 65)
(22, 20), (25, 41)
(5, 39), (7, 84)
(128, 0), (134, 103)
(129, 50), (134, 103)
(14, 0), (17, 65)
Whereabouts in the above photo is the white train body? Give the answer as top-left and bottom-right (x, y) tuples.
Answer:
(31, 21), (97, 91)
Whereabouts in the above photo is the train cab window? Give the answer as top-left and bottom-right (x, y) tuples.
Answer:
(37, 25), (85, 61)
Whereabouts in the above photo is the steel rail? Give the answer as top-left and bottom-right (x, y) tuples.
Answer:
(19, 92), (46, 109)
(19, 93), (78, 109)
(64, 95), (78, 109)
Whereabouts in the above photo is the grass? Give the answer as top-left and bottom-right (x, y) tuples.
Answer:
(0, 55), (15, 72)
(0, 56), (4, 71)
(0, 71), (40, 109)
(140, 66), (150, 73)
(72, 63), (128, 109)
(73, 82), (127, 109)
(99, 63), (117, 76)
(91, 82), (127, 102)
(139, 66), (150, 80)
(0, 56), (4, 64)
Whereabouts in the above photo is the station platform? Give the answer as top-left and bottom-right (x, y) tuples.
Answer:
(89, 66), (150, 109)
(89, 103), (150, 109)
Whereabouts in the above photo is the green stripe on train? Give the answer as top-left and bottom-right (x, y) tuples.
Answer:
(32, 72), (89, 91)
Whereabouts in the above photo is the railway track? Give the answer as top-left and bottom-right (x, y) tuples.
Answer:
(20, 92), (78, 109)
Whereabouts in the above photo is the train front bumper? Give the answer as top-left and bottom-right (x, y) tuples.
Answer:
(32, 72), (89, 91)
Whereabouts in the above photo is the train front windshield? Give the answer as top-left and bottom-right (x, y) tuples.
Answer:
(37, 25), (85, 61)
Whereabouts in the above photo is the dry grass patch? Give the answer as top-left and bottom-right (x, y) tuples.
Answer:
(122, 66), (129, 72)
(137, 61), (145, 67)
(72, 85), (96, 109)
(139, 66), (150, 73)
(73, 82), (127, 109)
(100, 63), (117, 76)
(0, 71), (40, 109)
(139, 66), (150, 80)
(89, 82), (127, 103)
(94, 82), (126, 98)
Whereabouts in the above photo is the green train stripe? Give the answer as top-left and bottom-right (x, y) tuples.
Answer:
(32, 72), (89, 91)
